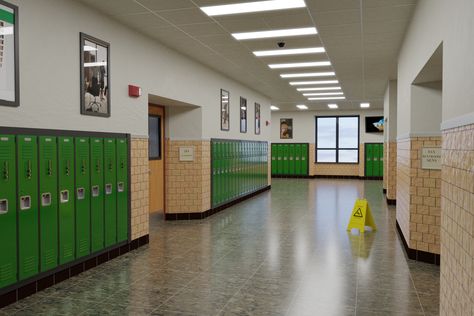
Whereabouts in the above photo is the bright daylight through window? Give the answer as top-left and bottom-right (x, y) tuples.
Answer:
(316, 116), (359, 163)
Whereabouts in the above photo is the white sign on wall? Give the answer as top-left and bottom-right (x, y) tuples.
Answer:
(179, 146), (194, 161)
(421, 148), (441, 170)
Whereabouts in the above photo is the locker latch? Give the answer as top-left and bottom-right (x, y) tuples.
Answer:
(92, 185), (100, 197)
(0, 199), (8, 214)
(3, 161), (8, 180)
(60, 190), (69, 203)
(120, 161), (125, 169)
(41, 193), (51, 206)
(77, 188), (85, 200)
(108, 161), (113, 172)
(27, 160), (32, 179)
(117, 182), (124, 192)
(20, 196), (31, 210)
(48, 160), (53, 176)
(96, 160), (101, 173)
(105, 184), (112, 195)
(81, 159), (86, 175)
(66, 160), (70, 176)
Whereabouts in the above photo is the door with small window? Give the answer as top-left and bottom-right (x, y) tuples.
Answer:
(148, 105), (164, 214)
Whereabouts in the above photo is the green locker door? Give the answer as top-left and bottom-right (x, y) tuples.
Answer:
(289, 144), (295, 175)
(75, 137), (91, 258)
(17, 135), (39, 280)
(373, 144), (379, 177)
(282, 144), (289, 175)
(212, 141), (217, 207)
(216, 141), (222, 205)
(0, 135), (17, 287)
(366, 144), (374, 177)
(104, 138), (117, 247)
(378, 144), (384, 177)
(90, 138), (104, 252)
(276, 144), (283, 175)
(295, 144), (302, 175)
(117, 138), (129, 242)
(301, 144), (308, 176)
(39, 136), (58, 272)
(58, 136), (75, 265)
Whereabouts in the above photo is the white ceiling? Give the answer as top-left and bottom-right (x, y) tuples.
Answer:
(76, 0), (417, 111)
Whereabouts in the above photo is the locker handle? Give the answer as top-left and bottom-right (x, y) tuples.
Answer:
(120, 161), (125, 169)
(96, 160), (101, 173)
(108, 160), (113, 172)
(3, 161), (8, 180)
(48, 160), (53, 176)
(81, 159), (86, 175)
(66, 160), (70, 176)
(27, 160), (32, 179)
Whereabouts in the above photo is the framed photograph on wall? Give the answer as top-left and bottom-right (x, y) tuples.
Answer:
(0, 0), (19, 107)
(280, 118), (293, 139)
(80, 32), (110, 117)
(220, 89), (229, 131)
(255, 102), (260, 135)
(240, 97), (247, 133)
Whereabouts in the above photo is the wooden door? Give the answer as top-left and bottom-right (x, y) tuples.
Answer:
(148, 105), (165, 214)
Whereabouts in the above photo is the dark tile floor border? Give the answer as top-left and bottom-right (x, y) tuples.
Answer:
(396, 220), (440, 265)
(387, 198), (396, 205)
(0, 234), (150, 309)
(165, 185), (271, 221)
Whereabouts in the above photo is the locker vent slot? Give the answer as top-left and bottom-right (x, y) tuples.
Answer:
(92, 186), (99, 197)
(105, 184), (112, 195)
(20, 196), (31, 210)
(117, 182), (124, 192)
(41, 193), (51, 206)
(77, 188), (85, 200)
(0, 263), (14, 283)
(0, 199), (7, 214)
(60, 190), (69, 203)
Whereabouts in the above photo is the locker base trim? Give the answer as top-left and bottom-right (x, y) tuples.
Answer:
(166, 185), (271, 221)
(0, 234), (149, 308)
(396, 220), (440, 265)
(387, 198), (396, 205)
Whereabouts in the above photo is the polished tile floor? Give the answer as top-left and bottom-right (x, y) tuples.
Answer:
(0, 179), (440, 315)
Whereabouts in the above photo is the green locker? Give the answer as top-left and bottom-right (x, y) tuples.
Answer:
(282, 144), (289, 175)
(232, 142), (237, 199)
(276, 144), (283, 175)
(117, 138), (128, 242)
(90, 138), (104, 252)
(373, 144), (379, 177)
(212, 141), (218, 207)
(378, 144), (384, 177)
(295, 144), (302, 175)
(289, 144), (295, 175)
(104, 138), (117, 247)
(58, 136), (75, 265)
(17, 135), (39, 280)
(38, 136), (58, 272)
(366, 144), (374, 177)
(301, 144), (308, 176)
(0, 135), (17, 287)
(75, 137), (91, 258)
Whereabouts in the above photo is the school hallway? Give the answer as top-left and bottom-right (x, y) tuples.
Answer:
(0, 179), (439, 316)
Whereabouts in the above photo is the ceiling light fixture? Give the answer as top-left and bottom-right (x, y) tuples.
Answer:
(302, 92), (344, 96)
(280, 72), (335, 78)
(360, 102), (370, 108)
(232, 27), (316, 40)
(297, 86), (341, 91)
(328, 104), (339, 109)
(308, 96), (346, 100)
(270, 105), (280, 110)
(296, 104), (308, 110)
(289, 80), (339, 85)
(268, 61), (331, 69)
(200, 0), (306, 16)
(254, 47), (325, 57)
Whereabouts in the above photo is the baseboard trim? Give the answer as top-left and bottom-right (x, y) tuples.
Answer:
(165, 185), (271, 221)
(271, 175), (312, 179)
(387, 198), (396, 205)
(312, 175), (383, 180)
(0, 235), (150, 308)
(396, 220), (440, 265)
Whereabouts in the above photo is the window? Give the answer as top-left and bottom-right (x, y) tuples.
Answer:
(315, 116), (359, 163)
(148, 115), (161, 160)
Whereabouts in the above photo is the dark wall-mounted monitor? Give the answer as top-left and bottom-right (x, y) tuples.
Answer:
(365, 116), (384, 133)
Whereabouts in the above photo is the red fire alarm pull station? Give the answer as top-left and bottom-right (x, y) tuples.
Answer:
(128, 85), (141, 97)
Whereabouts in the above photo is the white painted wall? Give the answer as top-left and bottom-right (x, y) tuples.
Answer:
(271, 109), (384, 144)
(410, 82), (442, 135)
(0, 0), (271, 141)
(397, 0), (474, 134)
(383, 80), (398, 142)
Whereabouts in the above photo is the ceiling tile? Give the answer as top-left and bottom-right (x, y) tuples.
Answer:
(178, 22), (226, 37)
(78, 0), (148, 15)
(156, 7), (211, 25)
(135, 0), (195, 11)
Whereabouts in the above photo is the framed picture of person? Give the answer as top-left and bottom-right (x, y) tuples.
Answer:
(220, 89), (229, 131)
(255, 102), (260, 135)
(80, 32), (110, 117)
(0, 0), (19, 107)
(280, 118), (293, 139)
(240, 97), (247, 133)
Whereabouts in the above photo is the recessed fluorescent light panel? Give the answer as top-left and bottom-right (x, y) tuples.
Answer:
(269, 61), (331, 69)
(328, 104), (338, 109)
(232, 27), (316, 40)
(296, 104), (308, 110)
(254, 47), (325, 57)
(302, 92), (344, 96)
(308, 96), (346, 100)
(201, 0), (306, 16)
(270, 105), (280, 110)
(360, 102), (370, 108)
(289, 80), (339, 86)
(280, 72), (335, 78)
(297, 87), (341, 91)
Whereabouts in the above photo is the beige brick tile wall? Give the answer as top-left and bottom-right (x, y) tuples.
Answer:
(440, 124), (474, 316)
(130, 137), (149, 240)
(397, 138), (412, 246)
(387, 142), (397, 200)
(309, 143), (365, 177)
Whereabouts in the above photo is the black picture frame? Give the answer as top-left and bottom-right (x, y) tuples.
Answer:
(255, 102), (260, 135)
(365, 116), (384, 133)
(220, 89), (229, 131)
(80, 32), (110, 117)
(280, 118), (293, 139)
(0, 0), (19, 107)
(240, 97), (247, 133)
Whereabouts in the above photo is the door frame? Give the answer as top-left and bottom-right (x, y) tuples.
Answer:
(148, 104), (166, 215)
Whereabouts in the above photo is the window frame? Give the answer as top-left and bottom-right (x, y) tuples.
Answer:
(315, 115), (360, 164)
(148, 114), (162, 160)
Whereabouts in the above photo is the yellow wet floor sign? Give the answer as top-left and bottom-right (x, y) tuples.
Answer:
(347, 199), (377, 233)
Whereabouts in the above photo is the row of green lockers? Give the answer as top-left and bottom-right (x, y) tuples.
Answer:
(211, 140), (268, 207)
(271, 143), (309, 176)
(365, 143), (383, 177)
(0, 134), (129, 289)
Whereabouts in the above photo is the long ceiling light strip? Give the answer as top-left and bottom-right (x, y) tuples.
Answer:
(201, 0), (306, 16)
(297, 87), (341, 91)
(289, 80), (339, 85)
(308, 96), (346, 100)
(233, 27), (316, 40)
(269, 61), (331, 69)
(302, 92), (344, 96)
(280, 72), (335, 78)
(254, 47), (325, 57)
